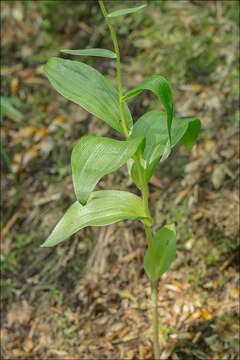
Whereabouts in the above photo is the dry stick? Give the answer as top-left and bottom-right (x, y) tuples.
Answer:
(98, 1), (160, 358)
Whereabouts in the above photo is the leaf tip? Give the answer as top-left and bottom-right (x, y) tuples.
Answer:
(41, 237), (54, 247)
(40, 242), (48, 248)
(165, 223), (176, 234)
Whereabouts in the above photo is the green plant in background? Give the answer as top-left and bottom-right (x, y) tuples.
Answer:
(42, 1), (201, 358)
(0, 96), (23, 121)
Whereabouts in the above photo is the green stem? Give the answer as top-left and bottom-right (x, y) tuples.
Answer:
(98, 1), (160, 358)
(145, 225), (160, 359)
(98, 0), (130, 139)
(151, 280), (160, 359)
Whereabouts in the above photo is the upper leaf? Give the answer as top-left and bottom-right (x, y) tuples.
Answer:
(41, 190), (151, 247)
(71, 135), (145, 205)
(60, 48), (117, 59)
(43, 57), (132, 134)
(108, 4), (147, 17)
(131, 110), (201, 182)
(144, 225), (176, 281)
(123, 75), (174, 148)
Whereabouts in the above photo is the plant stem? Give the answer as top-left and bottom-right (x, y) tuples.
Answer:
(98, 0), (130, 140)
(145, 225), (160, 359)
(98, 1), (160, 358)
(151, 280), (160, 359)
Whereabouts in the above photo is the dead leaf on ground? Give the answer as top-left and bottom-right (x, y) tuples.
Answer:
(18, 126), (37, 138)
(175, 188), (189, 205)
(22, 145), (39, 166)
(11, 77), (19, 95)
(23, 337), (34, 352)
(7, 300), (33, 327)
(33, 127), (48, 142)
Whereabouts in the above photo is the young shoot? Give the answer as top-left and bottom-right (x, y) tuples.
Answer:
(42, 1), (201, 358)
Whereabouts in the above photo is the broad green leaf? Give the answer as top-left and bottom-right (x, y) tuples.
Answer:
(108, 4), (147, 17)
(180, 117), (201, 152)
(144, 225), (176, 281)
(44, 58), (132, 134)
(41, 190), (151, 247)
(131, 110), (201, 182)
(123, 75), (174, 147)
(71, 135), (145, 205)
(60, 48), (117, 59)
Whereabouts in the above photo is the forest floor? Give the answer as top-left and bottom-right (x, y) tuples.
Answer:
(1, 1), (239, 359)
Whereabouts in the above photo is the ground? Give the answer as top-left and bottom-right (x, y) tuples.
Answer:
(1, 1), (239, 359)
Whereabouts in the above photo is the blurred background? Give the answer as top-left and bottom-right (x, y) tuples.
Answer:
(1, 1), (239, 359)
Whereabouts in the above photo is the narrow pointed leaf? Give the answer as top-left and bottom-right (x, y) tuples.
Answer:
(108, 4), (147, 17)
(144, 225), (176, 281)
(127, 154), (147, 191)
(60, 48), (117, 59)
(41, 190), (150, 247)
(123, 75), (173, 144)
(44, 58), (132, 134)
(126, 135), (147, 190)
(71, 135), (145, 205)
(131, 110), (201, 182)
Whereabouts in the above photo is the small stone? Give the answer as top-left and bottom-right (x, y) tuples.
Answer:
(211, 164), (226, 189)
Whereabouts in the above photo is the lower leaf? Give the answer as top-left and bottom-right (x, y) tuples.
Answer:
(42, 190), (151, 247)
(144, 225), (176, 281)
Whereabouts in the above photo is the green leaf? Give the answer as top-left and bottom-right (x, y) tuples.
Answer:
(126, 135), (147, 190)
(180, 117), (201, 152)
(165, 223), (176, 234)
(108, 4), (147, 17)
(41, 190), (151, 247)
(144, 225), (176, 281)
(127, 158), (139, 188)
(43, 57), (132, 134)
(71, 135), (145, 205)
(131, 110), (201, 181)
(60, 48), (117, 59)
(123, 75), (174, 147)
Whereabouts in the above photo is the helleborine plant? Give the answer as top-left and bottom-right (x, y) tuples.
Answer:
(42, 1), (201, 358)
